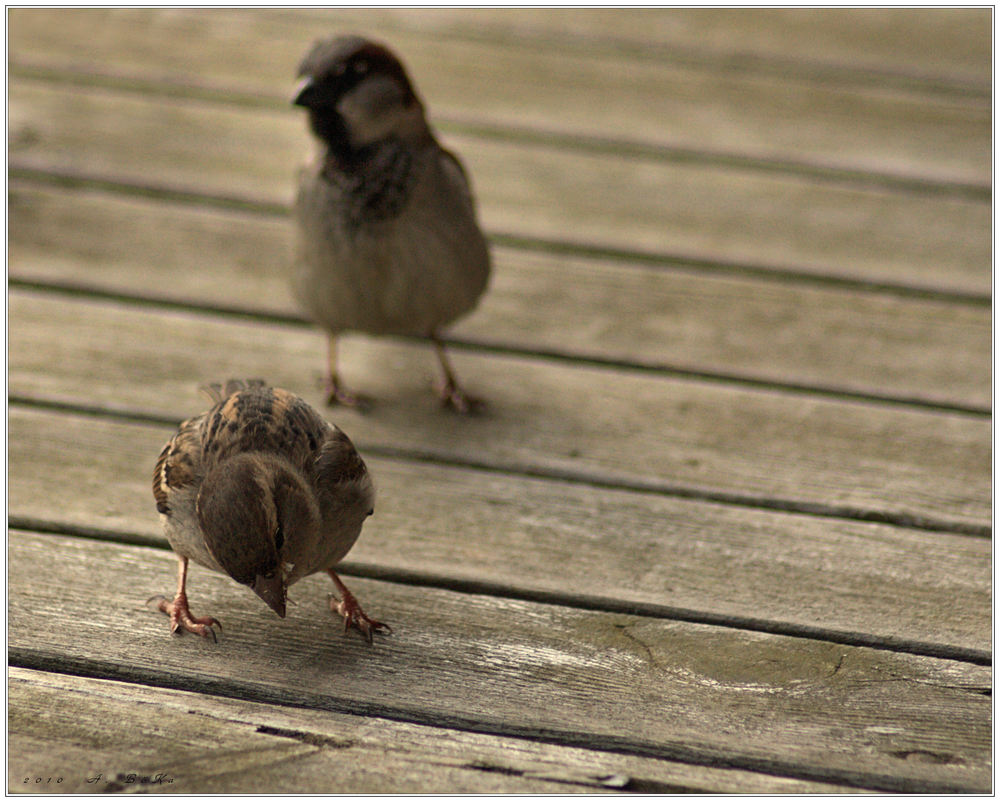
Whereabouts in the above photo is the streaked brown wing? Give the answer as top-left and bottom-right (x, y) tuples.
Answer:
(152, 413), (206, 515)
(199, 385), (333, 475)
(314, 425), (369, 488)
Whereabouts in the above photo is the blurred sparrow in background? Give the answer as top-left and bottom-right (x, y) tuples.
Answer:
(292, 35), (491, 413)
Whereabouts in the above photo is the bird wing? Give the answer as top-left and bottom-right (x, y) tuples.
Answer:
(153, 412), (208, 515)
(314, 425), (369, 489)
(438, 146), (478, 213)
(198, 383), (336, 477)
(199, 378), (268, 405)
(153, 380), (287, 516)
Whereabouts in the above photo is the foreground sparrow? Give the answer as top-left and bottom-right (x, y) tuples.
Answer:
(150, 380), (389, 642)
(292, 35), (491, 413)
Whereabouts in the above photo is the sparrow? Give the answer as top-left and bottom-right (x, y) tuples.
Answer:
(291, 35), (491, 413)
(149, 379), (389, 642)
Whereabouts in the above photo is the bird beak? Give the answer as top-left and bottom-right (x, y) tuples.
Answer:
(292, 77), (315, 108)
(252, 572), (287, 618)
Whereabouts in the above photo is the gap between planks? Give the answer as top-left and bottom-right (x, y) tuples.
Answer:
(8, 525), (991, 795)
(8, 523), (989, 794)
(7, 393), (991, 540)
(12, 6), (992, 98)
(8, 13), (989, 291)
(7, 61), (989, 202)
(8, 516), (992, 667)
(4, 654), (899, 794)
(6, 644), (987, 795)
(8, 7), (991, 184)
(10, 667), (863, 795)
(7, 174), (991, 410)
(9, 165), (991, 307)
(8, 288), (991, 527)
(7, 276), (991, 417)
(254, 8), (989, 98)
(9, 405), (989, 659)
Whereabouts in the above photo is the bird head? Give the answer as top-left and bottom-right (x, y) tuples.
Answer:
(196, 453), (321, 618)
(293, 35), (428, 155)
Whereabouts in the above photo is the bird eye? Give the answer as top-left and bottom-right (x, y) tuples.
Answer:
(353, 60), (368, 74)
(366, 508), (374, 518)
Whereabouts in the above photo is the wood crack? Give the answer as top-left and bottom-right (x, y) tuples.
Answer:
(255, 724), (353, 750)
(614, 622), (662, 670)
(6, 650), (985, 793)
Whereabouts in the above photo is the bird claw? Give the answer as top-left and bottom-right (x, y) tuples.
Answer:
(324, 383), (374, 413)
(329, 593), (391, 644)
(150, 592), (222, 641)
(178, 621), (219, 643)
(436, 381), (486, 415)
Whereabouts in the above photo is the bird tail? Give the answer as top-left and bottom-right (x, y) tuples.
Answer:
(199, 378), (269, 403)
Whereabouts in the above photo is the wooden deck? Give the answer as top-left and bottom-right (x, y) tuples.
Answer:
(7, 8), (992, 794)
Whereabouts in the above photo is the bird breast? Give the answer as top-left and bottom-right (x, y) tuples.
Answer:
(159, 486), (225, 574)
(293, 144), (491, 337)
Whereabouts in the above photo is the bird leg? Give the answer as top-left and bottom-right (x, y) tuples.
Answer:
(327, 569), (391, 643)
(148, 556), (221, 641)
(324, 334), (373, 411)
(431, 333), (485, 414)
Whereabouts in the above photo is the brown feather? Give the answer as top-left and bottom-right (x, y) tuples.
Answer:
(152, 413), (206, 515)
(152, 441), (172, 514)
(315, 428), (369, 486)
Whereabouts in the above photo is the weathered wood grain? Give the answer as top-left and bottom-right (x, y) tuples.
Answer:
(6, 8), (991, 796)
(8, 406), (991, 655)
(7, 78), (991, 295)
(7, 531), (991, 793)
(8, 667), (867, 794)
(256, 7), (992, 86)
(8, 7), (991, 89)
(8, 291), (991, 530)
(8, 182), (991, 409)
(6, 8), (989, 185)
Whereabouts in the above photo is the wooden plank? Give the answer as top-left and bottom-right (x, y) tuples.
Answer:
(7, 530), (991, 793)
(6, 8), (989, 184)
(8, 182), (991, 410)
(6, 10), (989, 796)
(7, 291), (991, 529)
(8, 7), (990, 89)
(8, 406), (991, 655)
(8, 667), (865, 793)
(7, 77), (991, 295)
(258, 7), (992, 86)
